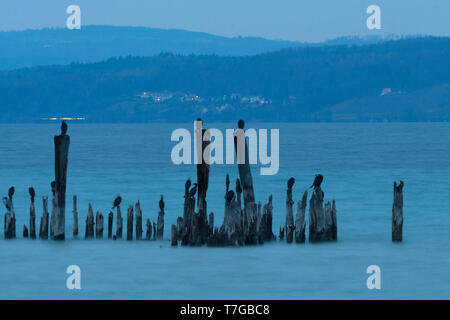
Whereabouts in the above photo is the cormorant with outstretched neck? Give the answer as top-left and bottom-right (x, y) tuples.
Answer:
(310, 174), (324, 189)
(287, 177), (295, 189)
(112, 195), (122, 209)
(61, 120), (68, 135)
(8, 186), (15, 200)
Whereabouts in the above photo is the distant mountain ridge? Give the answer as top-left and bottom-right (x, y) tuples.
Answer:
(0, 25), (406, 70)
(0, 36), (448, 123)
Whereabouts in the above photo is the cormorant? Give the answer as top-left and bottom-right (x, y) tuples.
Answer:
(226, 190), (235, 203)
(287, 177), (295, 190)
(8, 186), (15, 200)
(61, 120), (68, 135)
(112, 195), (122, 209)
(238, 119), (245, 129)
(2, 197), (12, 211)
(29, 187), (35, 202)
(188, 183), (198, 198)
(310, 174), (324, 189)
(159, 195), (164, 211)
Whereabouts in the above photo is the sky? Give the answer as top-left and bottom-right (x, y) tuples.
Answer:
(0, 0), (448, 42)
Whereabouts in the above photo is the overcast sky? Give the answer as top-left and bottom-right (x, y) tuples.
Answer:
(0, 0), (448, 41)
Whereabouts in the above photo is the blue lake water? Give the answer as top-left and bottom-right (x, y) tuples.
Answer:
(0, 122), (449, 299)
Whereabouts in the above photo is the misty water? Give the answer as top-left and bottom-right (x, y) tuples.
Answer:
(0, 122), (449, 299)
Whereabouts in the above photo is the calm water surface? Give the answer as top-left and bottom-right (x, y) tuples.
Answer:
(0, 123), (449, 299)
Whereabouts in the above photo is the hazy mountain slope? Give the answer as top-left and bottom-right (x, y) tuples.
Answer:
(0, 37), (448, 122)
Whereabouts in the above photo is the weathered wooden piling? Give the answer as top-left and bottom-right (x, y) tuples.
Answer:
(96, 211), (104, 239)
(115, 204), (123, 239)
(157, 196), (164, 240)
(308, 182), (337, 243)
(392, 180), (404, 242)
(234, 120), (255, 206)
(153, 222), (156, 240)
(72, 195), (78, 238)
(259, 195), (275, 243)
(3, 187), (16, 239)
(108, 212), (113, 239)
(135, 201), (143, 240)
(50, 181), (55, 238)
(171, 224), (177, 246)
(285, 178), (295, 243)
(53, 121), (70, 240)
(23, 225), (28, 238)
(39, 196), (49, 239)
(126, 205), (134, 240)
(85, 204), (94, 239)
(145, 219), (152, 240)
(29, 187), (36, 239)
(295, 190), (308, 243)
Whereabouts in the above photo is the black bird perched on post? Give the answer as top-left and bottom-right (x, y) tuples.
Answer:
(2, 197), (12, 211)
(29, 187), (35, 203)
(226, 190), (235, 203)
(238, 119), (245, 129)
(112, 196), (122, 209)
(310, 174), (324, 189)
(185, 179), (191, 197)
(159, 195), (164, 211)
(8, 186), (15, 200)
(188, 183), (198, 198)
(287, 177), (295, 190)
(61, 120), (68, 135)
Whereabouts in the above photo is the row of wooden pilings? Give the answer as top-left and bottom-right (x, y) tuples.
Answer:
(2, 120), (404, 244)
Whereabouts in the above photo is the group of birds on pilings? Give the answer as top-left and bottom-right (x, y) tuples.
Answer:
(282, 174), (337, 244)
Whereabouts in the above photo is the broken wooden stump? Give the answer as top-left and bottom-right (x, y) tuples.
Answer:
(23, 225), (28, 238)
(145, 219), (152, 240)
(259, 195), (275, 243)
(85, 204), (94, 239)
(135, 201), (143, 240)
(108, 212), (113, 239)
(3, 187), (16, 239)
(72, 195), (78, 238)
(234, 120), (255, 207)
(115, 204), (123, 239)
(308, 182), (337, 243)
(285, 178), (295, 243)
(157, 196), (165, 240)
(39, 196), (49, 240)
(96, 211), (104, 239)
(126, 205), (133, 241)
(153, 222), (156, 240)
(295, 190), (308, 243)
(53, 121), (70, 240)
(50, 181), (56, 238)
(29, 187), (36, 239)
(392, 180), (404, 242)
(171, 224), (177, 246)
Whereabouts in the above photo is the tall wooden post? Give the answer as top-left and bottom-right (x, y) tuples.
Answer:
(392, 180), (404, 242)
(295, 190), (308, 243)
(135, 201), (143, 240)
(126, 205), (134, 241)
(285, 178), (295, 243)
(53, 121), (70, 240)
(96, 211), (104, 239)
(157, 196), (165, 239)
(29, 187), (36, 239)
(234, 120), (255, 207)
(72, 195), (78, 237)
(39, 196), (49, 239)
(108, 212), (113, 239)
(116, 205), (123, 239)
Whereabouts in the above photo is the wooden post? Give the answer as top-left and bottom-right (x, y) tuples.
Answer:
(108, 212), (113, 239)
(171, 224), (177, 246)
(50, 181), (55, 238)
(285, 178), (295, 243)
(309, 185), (336, 243)
(392, 180), (404, 242)
(53, 121), (70, 240)
(96, 211), (104, 239)
(181, 180), (195, 245)
(331, 200), (337, 241)
(29, 187), (36, 239)
(157, 196), (164, 240)
(145, 219), (152, 240)
(39, 196), (49, 240)
(259, 195), (275, 242)
(208, 212), (214, 237)
(3, 187), (16, 239)
(23, 225), (29, 238)
(135, 201), (143, 240)
(153, 222), (156, 240)
(234, 120), (255, 206)
(85, 204), (94, 239)
(295, 190), (308, 243)
(127, 205), (134, 241)
(72, 195), (78, 238)
(116, 205), (123, 239)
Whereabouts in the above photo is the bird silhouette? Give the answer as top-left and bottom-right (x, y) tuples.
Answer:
(61, 120), (68, 135)
(310, 174), (324, 189)
(159, 195), (165, 211)
(29, 187), (35, 202)
(226, 190), (235, 203)
(185, 179), (191, 196)
(188, 183), (198, 198)
(238, 119), (245, 129)
(8, 186), (15, 200)
(2, 197), (12, 212)
(112, 195), (122, 209)
(287, 177), (295, 189)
